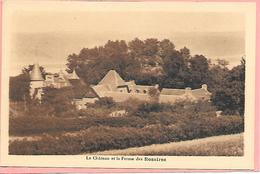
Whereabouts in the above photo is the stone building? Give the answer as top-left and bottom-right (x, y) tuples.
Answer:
(74, 69), (212, 109)
(29, 63), (80, 100)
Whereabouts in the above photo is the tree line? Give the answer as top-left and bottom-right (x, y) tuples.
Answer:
(9, 38), (245, 115)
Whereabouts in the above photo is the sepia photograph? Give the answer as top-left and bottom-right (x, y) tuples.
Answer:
(0, 0), (257, 170)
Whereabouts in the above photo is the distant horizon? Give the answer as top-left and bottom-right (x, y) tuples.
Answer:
(8, 3), (245, 76)
(10, 31), (245, 77)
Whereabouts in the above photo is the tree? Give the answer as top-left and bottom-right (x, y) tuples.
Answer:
(216, 59), (229, 68)
(189, 55), (210, 89)
(93, 97), (116, 109)
(158, 39), (175, 58)
(148, 87), (160, 103)
(162, 50), (190, 88)
(128, 38), (145, 57)
(212, 58), (245, 115)
(143, 38), (159, 56)
(9, 74), (30, 102)
(41, 87), (76, 115)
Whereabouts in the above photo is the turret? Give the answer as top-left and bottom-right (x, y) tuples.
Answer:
(30, 63), (44, 100)
(30, 63), (44, 81)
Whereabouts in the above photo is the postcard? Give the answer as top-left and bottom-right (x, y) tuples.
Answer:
(0, 0), (258, 172)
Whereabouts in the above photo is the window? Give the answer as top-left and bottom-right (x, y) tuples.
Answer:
(136, 89), (140, 93)
(143, 90), (147, 94)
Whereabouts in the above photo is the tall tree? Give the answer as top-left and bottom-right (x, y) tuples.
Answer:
(189, 55), (210, 89)
(212, 58), (245, 115)
(9, 74), (30, 101)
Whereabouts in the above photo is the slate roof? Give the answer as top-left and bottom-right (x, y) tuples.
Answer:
(98, 70), (126, 87)
(91, 84), (111, 97)
(30, 63), (44, 81)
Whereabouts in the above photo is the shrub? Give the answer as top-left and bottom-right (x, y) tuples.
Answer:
(93, 97), (116, 109)
(9, 114), (244, 155)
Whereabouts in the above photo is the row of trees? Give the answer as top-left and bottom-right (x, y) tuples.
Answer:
(9, 38), (245, 115)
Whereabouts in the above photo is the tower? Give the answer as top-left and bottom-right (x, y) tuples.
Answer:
(29, 63), (44, 100)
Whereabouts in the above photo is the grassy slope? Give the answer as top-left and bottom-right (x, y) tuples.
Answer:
(91, 133), (243, 156)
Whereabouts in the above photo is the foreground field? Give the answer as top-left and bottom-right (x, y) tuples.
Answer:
(9, 101), (244, 155)
(91, 133), (243, 156)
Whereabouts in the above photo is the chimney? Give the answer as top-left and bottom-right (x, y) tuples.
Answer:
(202, 84), (208, 90)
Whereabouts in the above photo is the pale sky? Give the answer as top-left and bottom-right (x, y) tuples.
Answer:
(5, 1), (245, 76)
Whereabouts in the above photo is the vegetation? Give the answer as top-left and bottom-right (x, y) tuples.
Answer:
(8, 38), (245, 155)
(9, 101), (244, 155)
(9, 38), (245, 115)
(65, 38), (245, 115)
(92, 133), (243, 156)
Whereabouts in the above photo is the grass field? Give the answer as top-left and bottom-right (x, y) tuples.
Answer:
(91, 133), (243, 156)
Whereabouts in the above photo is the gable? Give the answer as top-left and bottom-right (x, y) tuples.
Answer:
(98, 70), (126, 87)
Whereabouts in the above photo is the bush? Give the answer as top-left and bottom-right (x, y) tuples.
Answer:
(9, 98), (244, 155)
(9, 114), (244, 155)
(92, 97), (116, 109)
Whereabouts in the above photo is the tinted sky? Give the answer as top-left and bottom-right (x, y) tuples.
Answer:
(7, 2), (245, 76)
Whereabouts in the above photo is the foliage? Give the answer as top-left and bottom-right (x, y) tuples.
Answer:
(41, 87), (76, 115)
(64, 38), (245, 115)
(9, 114), (243, 155)
(92, 97), (116, 109)
(9, 74), (30, 102)
(211, 58), (245, 115)
(96, 133), (243, 156)
(148, 87), (160, 102)
(22, 64), (47, 79)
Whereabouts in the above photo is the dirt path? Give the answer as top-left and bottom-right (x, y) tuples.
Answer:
(9, 135), (42, 142)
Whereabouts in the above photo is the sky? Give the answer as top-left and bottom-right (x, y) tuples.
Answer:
(6, 2), (245, 76)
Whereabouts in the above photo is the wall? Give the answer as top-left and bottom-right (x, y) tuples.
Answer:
(159, 94), (183, 103)
(104, 92), (151, 102)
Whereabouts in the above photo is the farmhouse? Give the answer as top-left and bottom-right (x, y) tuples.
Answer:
(75, 70), (211, 109)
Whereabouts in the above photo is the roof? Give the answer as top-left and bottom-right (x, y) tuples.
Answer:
(30, 63), (44, 81)
(160, 88), (186, 95)
(98, 70), (126, 87)
(91, 84), (111, 97)
(191, 88), (211, 99)
(55, 70), (71, 84)
(84, 90), (98, 98)
(68, 70), (80, 80)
